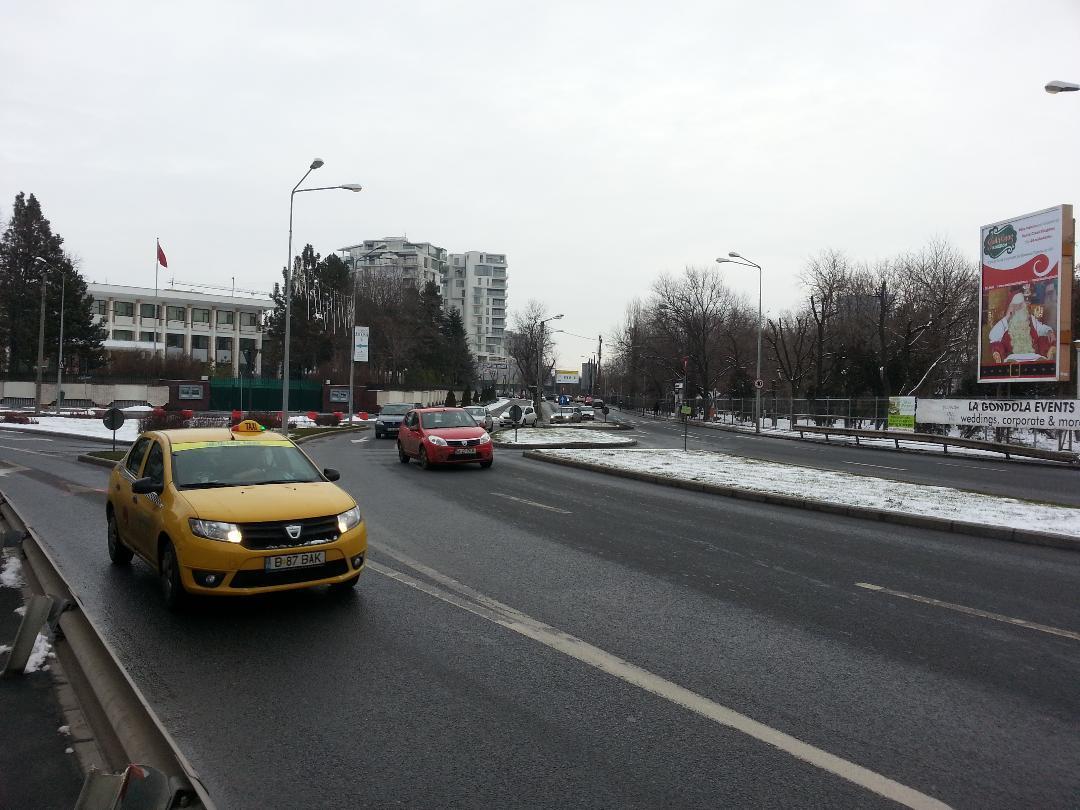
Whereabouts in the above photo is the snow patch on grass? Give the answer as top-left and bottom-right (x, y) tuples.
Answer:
(499, 427), (633, 446)
(1, 556), (25, 588)
(535, 448), (1080, 539)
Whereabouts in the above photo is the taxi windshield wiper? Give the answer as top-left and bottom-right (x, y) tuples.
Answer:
(245, 478), (314, 486)
(178, 481), (234, 490)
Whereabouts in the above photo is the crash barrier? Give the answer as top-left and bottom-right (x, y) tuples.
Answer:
(793, 424), (1079, 464)
(0, 494), (214, 810)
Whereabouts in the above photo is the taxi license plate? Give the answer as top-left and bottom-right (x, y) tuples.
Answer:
(264, 551), (325, 571)
(454, 448), (477, 455)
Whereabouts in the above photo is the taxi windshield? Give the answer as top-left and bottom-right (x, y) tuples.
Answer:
(171, 442), (323, 489)
(421, 411), (475, 429)
(380, 404), (411, 415)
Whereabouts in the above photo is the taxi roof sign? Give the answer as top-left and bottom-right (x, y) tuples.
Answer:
(232, 419), (266, 434)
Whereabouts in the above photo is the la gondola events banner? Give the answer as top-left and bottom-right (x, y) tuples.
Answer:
(978, 205), (1074, 383)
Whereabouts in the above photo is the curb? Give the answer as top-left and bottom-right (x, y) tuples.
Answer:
(77, 455), (119, 469)
(522, 450), (1080, 552)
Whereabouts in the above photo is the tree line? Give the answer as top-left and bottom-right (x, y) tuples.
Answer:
(601, 238), (1072, 409)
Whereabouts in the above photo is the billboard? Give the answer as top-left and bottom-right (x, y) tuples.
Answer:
(916, 398), (1080, 431)
(554, 370), (579, 384)
(352, 326), (369, 362)
(887, 396), (915, 431)
(978, 205), (1074, 383)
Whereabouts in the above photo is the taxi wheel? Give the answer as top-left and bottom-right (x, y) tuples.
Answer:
(107, 511), (133, 565)
(159, 540), (188, 611)
(418, 446), (431, 470)
(329, 574), (360, 594)
(397, 443), (410, 464)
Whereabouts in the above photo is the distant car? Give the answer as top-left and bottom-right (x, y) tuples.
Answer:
(464, 405), (494, 432)
(397, 407), (493, 469)
(578, 405), (595, 421)
(550, 406), (582, 424)
(591, 399), (604, 408)
(374, 403), (412, 439)
(499, 405), (538, 427)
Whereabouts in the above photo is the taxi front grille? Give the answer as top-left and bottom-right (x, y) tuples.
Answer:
(237, 515), (339, 550)
(230, 559), (349, 588)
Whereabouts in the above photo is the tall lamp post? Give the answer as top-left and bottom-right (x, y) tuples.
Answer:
(33, 257), (66, 413)
(1045, 80), (1079, 94)
(32, 258), (49, 414)
(281, 158), (362, 427)
(717, 251), (763, 433)
(536, 314), (563, 421)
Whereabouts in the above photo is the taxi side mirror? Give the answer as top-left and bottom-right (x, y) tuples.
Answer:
(132, 477), (164, 495)
(323, 468), (341, 482)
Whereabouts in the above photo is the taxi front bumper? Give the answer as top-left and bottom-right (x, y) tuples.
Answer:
(176, 522), (367, 596)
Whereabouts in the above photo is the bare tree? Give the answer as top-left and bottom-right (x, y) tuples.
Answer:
(766, 309), (814, 397)
(802, 249), (850, 397)
(508, 300), (558, 413)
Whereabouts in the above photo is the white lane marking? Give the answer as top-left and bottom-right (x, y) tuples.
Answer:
(490, 492), (571, 514)
(841, 461), (906, 471)
(935, 462), (1009, 473)
(0, 443), (81, 458)
(351, 437), (370, 443)
(370, 550), (951, 810)
(0, 436), (53, 442)
(855, 583), (1080, 642)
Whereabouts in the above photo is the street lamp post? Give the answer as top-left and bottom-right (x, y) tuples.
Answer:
(1045, 80), (1079, 94)
(281, 158), (362, 428)
(33, 258), (48, 415)
(717, 252), (763, 433)
(536, 314), (563, 421)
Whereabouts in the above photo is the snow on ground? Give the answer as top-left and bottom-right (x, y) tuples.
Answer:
(498, 428), (634, 446)
(23, 633), (54, 673)
(1, 555), (25, 588)
(14, 605), (26, 616)
(0, 415), (139, 441)
(535, 448), (1080, 539)
(485, 399), (514, 415)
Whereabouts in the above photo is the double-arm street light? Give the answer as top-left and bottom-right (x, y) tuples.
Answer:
(281, 159), (362, 426)
(536, 314), (564, 419)
(717, 251), (763, 433)
(33, 257), (65, 415)
(1045, 80), (1079, 94)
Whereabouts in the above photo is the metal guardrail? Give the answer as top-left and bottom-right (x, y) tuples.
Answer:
(0, 493), (214, 810)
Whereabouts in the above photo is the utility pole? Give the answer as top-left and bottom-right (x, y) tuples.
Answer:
(34, 270), (47, 415)
(596, 334), (603, 399)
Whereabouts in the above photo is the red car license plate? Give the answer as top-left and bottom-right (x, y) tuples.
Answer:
(454, 448), (477, 455)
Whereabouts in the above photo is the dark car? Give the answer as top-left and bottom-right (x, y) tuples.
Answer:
(374, 403), (412, 439)
(397, 407), (493, 469)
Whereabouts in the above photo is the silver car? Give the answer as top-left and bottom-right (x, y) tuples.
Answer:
(464, 405), (494, 432)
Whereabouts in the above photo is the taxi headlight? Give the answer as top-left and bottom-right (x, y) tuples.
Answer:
(337, 506), (362, 534)
(428, 436), (448, 446)
(189, 519), (243, 544)
(375, 419), (385, 426)
(479, 433), (491, 444)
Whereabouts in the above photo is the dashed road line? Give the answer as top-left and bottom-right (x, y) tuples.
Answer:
(855, 582), (1080, 642)
(841, 461), (906, 471)
(490, 492), (571, 514)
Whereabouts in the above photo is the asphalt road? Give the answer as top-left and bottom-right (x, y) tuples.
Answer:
(0, 429), (1078, 808)
(613, 410), (1080, 506)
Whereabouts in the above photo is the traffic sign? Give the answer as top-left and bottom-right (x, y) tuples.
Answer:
(102, 407), (125, 431)
(753, 378), (764, 390)
(508, 404), (523, 423)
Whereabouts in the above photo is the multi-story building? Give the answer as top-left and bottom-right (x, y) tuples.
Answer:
(87, 283), (273, 375)
(444, 251), (508, 364)
(338, 238), (448, 288)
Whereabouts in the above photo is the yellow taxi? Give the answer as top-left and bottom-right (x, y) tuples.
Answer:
(106, 420), (367, 609)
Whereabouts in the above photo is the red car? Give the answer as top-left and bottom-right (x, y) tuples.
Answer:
(397, 407), (494, 469)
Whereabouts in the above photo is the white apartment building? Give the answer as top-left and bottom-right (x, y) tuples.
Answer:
(444, 251), (508, 364)
(87, 283), (274, 375)
(338, 238), (448, 287)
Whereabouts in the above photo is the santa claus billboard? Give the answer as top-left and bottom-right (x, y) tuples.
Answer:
(978, 205), (1073, 383)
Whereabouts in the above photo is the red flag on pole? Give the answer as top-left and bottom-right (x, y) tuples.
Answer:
(157, 241), (168, 268)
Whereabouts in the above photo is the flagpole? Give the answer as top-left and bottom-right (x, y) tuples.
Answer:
(155, 237), (160, 360)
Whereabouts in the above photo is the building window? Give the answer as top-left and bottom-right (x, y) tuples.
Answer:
(166, 306), (185, 322)
(166, 334), (185, 350)
(215, 336), (233, 351)
(139, 331), (155, 342)
(91, 299), (106, 316)
(191, 335), (209, 349)
(191, 308), (210, 324)
(240, 312), (258, 328)
(217, 310), (235, 327)
(140, 303), (159, 319)
(111, 329), (134, 341)
(114, 302), (134, 318)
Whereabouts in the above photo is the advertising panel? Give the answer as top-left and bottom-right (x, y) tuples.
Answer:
(978, 205), (1073, 383)
(352, 326), (370, 363)
(887, 396), (916, 431)
(178, 383), (204, 400)
(329, 387), (349, 403)
(555, 370), (579, 384)
(916, 398), (1080, 431)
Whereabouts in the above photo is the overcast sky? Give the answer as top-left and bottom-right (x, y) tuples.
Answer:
(3, 0), (1079, 366)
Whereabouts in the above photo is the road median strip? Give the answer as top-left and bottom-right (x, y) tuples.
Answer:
(523, 448), (1079, 551)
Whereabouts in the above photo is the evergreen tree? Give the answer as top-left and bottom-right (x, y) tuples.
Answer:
(444, 389), (457, 406)
(0, 192), (104, 375)
(461, 386), (472, 406)
(440, 308), (474, 386)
